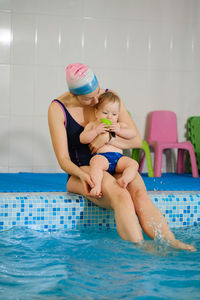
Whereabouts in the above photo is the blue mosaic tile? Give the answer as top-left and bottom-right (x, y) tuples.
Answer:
(0, 191), (200, 232)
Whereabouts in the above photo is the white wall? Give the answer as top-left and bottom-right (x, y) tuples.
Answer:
(0, 0), (200, 173)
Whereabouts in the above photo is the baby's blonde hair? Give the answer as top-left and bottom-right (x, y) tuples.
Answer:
(95, 91), (121, 110)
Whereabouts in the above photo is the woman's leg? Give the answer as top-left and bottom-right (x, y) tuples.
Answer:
(89, 155), (109, 197)
(67, 166), (144, 244)
(115, 157), (139, 188)
(123, 172), (196, 250)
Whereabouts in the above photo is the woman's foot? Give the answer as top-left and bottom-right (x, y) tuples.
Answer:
(169, 239), (196, 251)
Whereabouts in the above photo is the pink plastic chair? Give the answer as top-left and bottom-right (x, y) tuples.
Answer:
(144, 111), (199, 178)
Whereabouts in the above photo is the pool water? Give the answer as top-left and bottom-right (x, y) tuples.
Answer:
(0, 227), (200, 300)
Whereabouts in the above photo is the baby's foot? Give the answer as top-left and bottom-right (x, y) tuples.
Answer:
(90, 187), (102, 198)
(169, 239), (196, 252)
(116, 177), (129, 189)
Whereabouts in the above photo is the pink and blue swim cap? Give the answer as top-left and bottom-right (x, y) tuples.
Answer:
(66, 63), (98, 95)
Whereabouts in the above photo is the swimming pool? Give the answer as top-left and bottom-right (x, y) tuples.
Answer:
(0, 190), (200, 299)
(0, 226), (200, 299)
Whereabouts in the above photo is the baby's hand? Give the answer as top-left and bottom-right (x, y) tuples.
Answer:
(95, 123), (108, 135)
(108, 123), (120, 135)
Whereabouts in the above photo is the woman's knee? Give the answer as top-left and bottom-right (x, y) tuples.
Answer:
(134, 188), (149, 201)
(102, 179), (133, 208)
(129, 184), (151, 213)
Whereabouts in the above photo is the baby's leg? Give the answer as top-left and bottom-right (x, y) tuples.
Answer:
(89, 155), (109, 197)
(115, 157), (139, 189)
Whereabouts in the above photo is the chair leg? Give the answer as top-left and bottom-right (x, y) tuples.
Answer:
(138, 152), (145, 173)
(132, 149), (147, 174)
(142, 141), (154, 177)
(154, 147), (163, 177)
(132, 148), (145, 174)
(188, 148), (199, 178)
(177, 149), (185, 174)
(132, 148), (140, 162)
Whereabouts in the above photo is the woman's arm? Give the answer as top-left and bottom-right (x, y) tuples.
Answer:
(48, 102), (94, 191)
(109, 122), (137, 140)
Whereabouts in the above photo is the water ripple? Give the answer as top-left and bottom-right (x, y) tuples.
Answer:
(0, 227), (199, 300)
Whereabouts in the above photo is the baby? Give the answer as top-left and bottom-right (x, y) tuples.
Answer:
(80, 91), (139, 197)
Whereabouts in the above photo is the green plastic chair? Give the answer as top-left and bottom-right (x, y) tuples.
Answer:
(132, 140), (154, 177)
(187, 116), (200, 173)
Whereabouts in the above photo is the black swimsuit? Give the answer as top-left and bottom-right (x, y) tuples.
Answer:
(52, 89), (110, 169)
(52, 99), (92, 167)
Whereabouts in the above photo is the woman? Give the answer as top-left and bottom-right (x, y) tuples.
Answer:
(48, 63), (195, 251)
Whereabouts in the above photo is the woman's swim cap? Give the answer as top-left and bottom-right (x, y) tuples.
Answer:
(66, 63), (98, 95)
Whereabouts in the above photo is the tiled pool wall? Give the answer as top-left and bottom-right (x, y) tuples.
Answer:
(0, 191), (200, 232)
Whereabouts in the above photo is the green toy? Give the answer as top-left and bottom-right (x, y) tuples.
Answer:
(101, 118), (112, 127)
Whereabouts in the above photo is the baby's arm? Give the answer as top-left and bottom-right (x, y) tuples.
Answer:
(109, 122), (136, 140)
(80, 122), (108, 144)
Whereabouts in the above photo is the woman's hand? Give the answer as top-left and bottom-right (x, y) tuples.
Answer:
(79, 171), (95, 196)
(89, 132), (110, 154)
